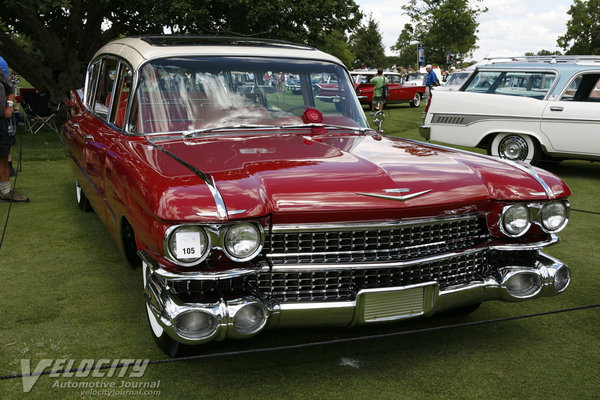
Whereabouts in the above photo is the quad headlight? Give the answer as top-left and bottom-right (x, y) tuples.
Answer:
(163, 222), (264, 266)
(165, 225), (210, 265)
(498, 200), (569, 237)
(224, 222), (263, 262)
(500, 204), (530, 237)
(540, 200), (569, 232)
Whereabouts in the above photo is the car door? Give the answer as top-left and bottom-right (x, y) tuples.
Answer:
(81, 57), (122, 222)
(540, 73), (600, 156)
(385, 74), (404, 102)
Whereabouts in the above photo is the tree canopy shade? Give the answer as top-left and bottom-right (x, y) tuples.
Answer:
(0, 0), (362, 102)
(349, 15), (386, 69)
(557, 0), (600, 55)
(393, 0), (487, 67)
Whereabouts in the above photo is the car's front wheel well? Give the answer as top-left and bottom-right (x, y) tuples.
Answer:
(120, 217), (141, 269)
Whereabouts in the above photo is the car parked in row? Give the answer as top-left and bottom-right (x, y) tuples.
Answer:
(351, 69), (425, 107)
(421, 56), (600, 164)
(62, 37), (572, 356)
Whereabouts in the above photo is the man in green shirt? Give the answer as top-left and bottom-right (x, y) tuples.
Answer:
(370, 68), (388, 115)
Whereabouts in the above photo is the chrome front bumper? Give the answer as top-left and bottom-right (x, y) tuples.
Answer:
(141, 251), (570, 345)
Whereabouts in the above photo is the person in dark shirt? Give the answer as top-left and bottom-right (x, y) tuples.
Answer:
(0, 68), (29, 202)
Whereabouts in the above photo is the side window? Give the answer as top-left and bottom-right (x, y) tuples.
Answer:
(463, 71), (502, 92)
(561, 74), (600, 101)
(92, 58), (119, 120)
(84, 61), (101, 107)
(109, 64), (133, 129)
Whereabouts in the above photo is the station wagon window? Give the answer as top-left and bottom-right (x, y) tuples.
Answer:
(84, 61), (101, 107)
(560, 73), (600, 101)
(128, 57), (367, 134)
(463, 71), (556, 99)
(109, 64), (133, 128)
(92, 58), (119, 120)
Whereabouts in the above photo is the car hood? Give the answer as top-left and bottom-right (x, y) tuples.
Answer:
(146, 131), (570, 221)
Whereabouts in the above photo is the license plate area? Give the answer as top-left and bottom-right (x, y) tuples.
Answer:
(353, 282), (438, 324)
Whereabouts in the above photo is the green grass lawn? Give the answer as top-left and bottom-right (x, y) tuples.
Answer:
(1, 105), (599, 399)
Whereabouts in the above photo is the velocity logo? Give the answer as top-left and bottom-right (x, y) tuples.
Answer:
(20, 358), (149, 393)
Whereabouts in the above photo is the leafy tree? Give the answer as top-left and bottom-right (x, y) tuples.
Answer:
(349, 15), (386, 69)
(393, 0), (487, 67)
(318, 30), (355, 68)
(524, 50), (562, 56)
(0, 0), (362, 101)
(557, 0), (600, 55)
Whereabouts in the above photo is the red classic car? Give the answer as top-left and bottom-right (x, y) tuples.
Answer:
(351, 69), (425, 107)
(62, 36), (571, 356)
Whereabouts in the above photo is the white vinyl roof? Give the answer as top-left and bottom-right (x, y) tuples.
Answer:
(92, 36), (344, 70)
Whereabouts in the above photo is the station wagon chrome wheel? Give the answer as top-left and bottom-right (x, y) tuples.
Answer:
(409, 93), (421, 107)
(489, 133), (541, 164)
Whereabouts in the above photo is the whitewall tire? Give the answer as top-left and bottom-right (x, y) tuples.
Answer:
(489, 133), (541, 164)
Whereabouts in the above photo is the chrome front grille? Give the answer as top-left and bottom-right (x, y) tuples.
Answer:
(252, 251), (490, 302)
(264, 215), (489, 265)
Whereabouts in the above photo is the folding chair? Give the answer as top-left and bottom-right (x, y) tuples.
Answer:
(20, 89), (60, 134)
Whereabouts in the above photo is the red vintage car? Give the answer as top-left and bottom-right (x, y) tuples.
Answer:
(351, 69), (425, 107)
(62, 36), (571, 356)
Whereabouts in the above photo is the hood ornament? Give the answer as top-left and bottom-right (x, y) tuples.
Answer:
(356, 188), (433, 202)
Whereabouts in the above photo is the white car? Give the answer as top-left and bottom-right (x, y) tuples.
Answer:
(420, 57), (600, 164)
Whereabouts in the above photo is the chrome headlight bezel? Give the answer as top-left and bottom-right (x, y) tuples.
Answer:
(223, 222), (265, 262)
(540, 200), (570, 233)
(163, 225), (210, 267)
(499, 203), (531, 237)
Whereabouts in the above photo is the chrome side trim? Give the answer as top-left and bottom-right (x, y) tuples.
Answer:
(430, 113), (540, 126)
(494, 158), (555, 199)
(146, 140), (229, 220)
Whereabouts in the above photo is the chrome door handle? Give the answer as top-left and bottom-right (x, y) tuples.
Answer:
(85, 134), (94, 140)
(550, 106), (564, 112)
(72, 123), (80, 128)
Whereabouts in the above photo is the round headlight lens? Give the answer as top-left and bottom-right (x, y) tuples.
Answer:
(167, 225), (209, 264)
(502, 204), (530, 237)
(540, 201), (568, 232)
(224, 223), (262, 261)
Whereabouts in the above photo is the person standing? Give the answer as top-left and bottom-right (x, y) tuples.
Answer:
(369, 68), (388, 116)
(424, 64), (439, 102)
(0, 68), (28, 202)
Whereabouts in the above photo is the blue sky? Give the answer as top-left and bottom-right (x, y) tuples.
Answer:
(355, 0), (574, 61)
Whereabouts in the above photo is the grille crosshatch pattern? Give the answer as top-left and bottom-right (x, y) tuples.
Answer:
(253, 216), (494, 302)
(264, 216), (489, 265)
(253, 252), (491, 302)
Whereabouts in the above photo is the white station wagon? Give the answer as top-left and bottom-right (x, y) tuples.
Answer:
(420, 56), (600, 164)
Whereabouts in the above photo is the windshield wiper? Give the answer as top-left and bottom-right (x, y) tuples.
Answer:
(280, 123), (372, 134)
(182, 124), (279, 138)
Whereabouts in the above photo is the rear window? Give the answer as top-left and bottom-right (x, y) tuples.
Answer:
(463, 71), (556, 99)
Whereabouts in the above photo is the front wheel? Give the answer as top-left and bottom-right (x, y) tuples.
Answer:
(409, 93), (421, 107)
(488, 133), (541, 165)
(143, 261), (183, 357)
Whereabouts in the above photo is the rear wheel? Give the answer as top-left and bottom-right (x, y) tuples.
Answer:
(75, 180), (92, 212)
(409, 93), (421, 107)
(489, 133), (541, 165)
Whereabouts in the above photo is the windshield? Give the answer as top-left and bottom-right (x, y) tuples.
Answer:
(128, 57), (368, 134)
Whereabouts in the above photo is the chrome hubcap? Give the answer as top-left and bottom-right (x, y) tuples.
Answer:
(498, 135), (528, 160)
